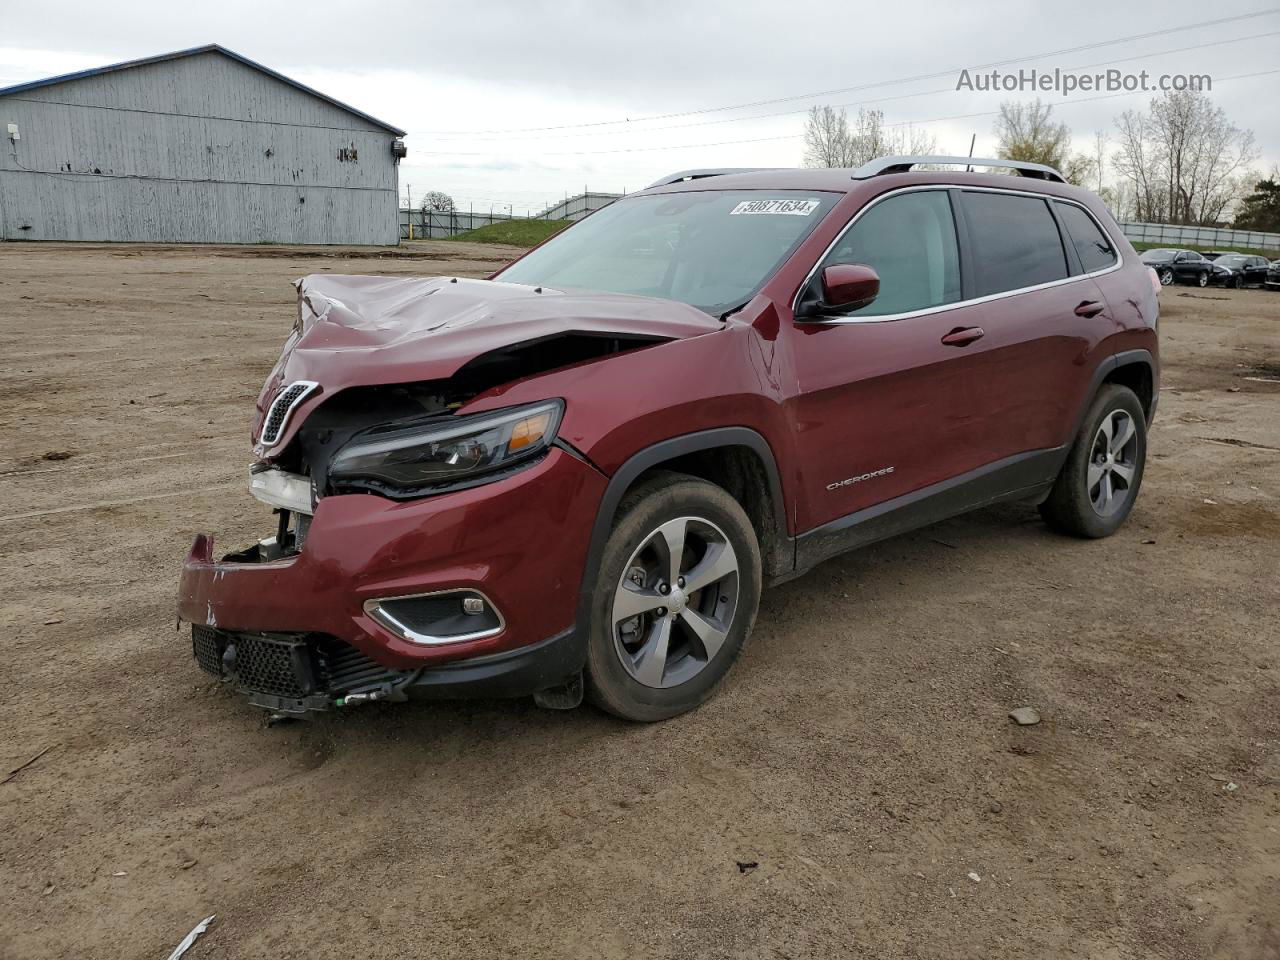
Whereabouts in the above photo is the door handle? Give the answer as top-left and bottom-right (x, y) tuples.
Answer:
(941, 326), (984, 347)
(1074, 300), (1105, 318)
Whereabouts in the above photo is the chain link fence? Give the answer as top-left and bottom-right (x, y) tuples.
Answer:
(400, 192), (621, 240)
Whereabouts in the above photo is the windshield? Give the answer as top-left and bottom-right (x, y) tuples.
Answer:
(1140, 249), (1176, 262)
(1217, 255), (1247, 267)
(495, 191), (839, 316)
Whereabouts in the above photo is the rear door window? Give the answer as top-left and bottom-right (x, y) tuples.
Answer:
(1053, 201), (1118, 274)
(959, 191), (1069, 297)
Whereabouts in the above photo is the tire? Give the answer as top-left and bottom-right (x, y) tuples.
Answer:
(1233, 275), (1245, 290)
(1039, 384), (1147, 539)
(1198, 271), (1209, 287)
(585, 471), (762, 722)
(1159, 268), (1174, 286)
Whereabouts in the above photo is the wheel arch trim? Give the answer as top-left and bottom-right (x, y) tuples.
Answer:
(577, 428), (791, 627)
(1074, 348), (1158, 436)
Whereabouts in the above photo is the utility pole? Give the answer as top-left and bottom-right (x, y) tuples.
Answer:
(405, 184), (413, 240)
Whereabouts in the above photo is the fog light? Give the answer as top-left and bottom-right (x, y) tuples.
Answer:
(363, 590), (504, 645)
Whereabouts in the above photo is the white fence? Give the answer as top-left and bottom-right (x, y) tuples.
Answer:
(1120, 221), (1280, 252)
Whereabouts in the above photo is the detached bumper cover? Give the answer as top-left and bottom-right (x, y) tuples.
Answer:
(178, 447), (604, 682)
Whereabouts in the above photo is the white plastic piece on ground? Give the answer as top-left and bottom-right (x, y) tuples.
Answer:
(166, 915), (215, 960)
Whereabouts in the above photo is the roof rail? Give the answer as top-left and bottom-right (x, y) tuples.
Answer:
(851, 155), (1067, 183)
(644, 168), (785, 189)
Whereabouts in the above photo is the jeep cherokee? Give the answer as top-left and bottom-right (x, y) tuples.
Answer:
(178, 155), (1159, 722)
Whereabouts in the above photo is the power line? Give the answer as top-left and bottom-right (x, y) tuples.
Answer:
(414, 67), (1280, 158)
(419, 9), (1280, 135)
(422, 29), (1280, 142)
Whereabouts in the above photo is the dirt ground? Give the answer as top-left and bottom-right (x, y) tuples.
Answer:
(1, 241), (1278, 960)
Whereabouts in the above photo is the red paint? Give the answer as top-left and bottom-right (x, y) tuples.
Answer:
(182, 168), (1158, 672)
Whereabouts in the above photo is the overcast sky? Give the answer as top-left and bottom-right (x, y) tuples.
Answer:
(2, 0), (1277, 214)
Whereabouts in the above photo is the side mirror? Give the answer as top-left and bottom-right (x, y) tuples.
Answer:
(805, 263), (879, 317)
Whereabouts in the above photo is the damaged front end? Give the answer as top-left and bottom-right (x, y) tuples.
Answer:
(179, 273), (711, 716)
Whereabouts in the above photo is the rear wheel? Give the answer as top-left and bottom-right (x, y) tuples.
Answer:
(586, 473), (761, 722)
(1039, 384), (1147, 538)
(1198, 271), (1210, 288)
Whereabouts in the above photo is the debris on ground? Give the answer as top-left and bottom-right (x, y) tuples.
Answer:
(1195, 436), (1280, 451)
(1009, 707), (1041, 726)
(3, 744), (57, 784)
(968, 872), (981, 883)
(1202, 498), (1218, 505)
(736, 861), (759, 874)
(40, 450), (74, 462)
(166, 916), (216, 960)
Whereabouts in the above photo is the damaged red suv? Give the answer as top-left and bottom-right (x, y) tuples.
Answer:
(179, 156), (1159, 722)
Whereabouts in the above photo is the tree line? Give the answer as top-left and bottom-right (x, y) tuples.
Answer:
(802, 90), (1279, 233)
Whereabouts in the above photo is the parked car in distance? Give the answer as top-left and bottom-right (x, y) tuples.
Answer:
(178, 155), (1160, 723)
(1267, 259), (1280, 290)
(1140, 248), (1214, 287)
(1210, 253), (1272, 288)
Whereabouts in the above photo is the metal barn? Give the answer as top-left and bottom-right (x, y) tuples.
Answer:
(0, 45), (406, 245)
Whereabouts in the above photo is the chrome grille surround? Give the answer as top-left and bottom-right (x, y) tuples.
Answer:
(259, 380), (319, 448)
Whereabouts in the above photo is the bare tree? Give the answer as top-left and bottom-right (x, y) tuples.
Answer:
(803, 106), (856, 168)
(848, 109), (937, 166)
(995, 100), (1073, 169)
(804, 105), (938, 168)
(1113, 89), (1257, 225)
(420, 191), (455, 213)
(991, 99), (1094, 185)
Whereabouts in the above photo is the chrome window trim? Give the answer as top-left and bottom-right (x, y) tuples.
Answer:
(792, 184), (1123, 325)
(259, 380), (319, 449)
(363, 589), (506, 646)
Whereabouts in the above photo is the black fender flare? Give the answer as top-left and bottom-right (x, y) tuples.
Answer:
(1070, 348), (1159, 441)
(574, 427), (790, 640)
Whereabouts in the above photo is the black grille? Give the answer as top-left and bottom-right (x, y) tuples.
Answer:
(192, 625), (224, 676)
(190, 626), (405, 703)
(260, 382), (311, 446)
(233, 635), (311, 698)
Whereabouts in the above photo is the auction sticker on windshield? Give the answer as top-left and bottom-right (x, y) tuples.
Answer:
(729, 199), (821, 216)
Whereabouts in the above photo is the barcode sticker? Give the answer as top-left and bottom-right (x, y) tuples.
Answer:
(729, 199), (821, 216)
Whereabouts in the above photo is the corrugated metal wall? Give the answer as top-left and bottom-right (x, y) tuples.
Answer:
(0, 51), (400, 244)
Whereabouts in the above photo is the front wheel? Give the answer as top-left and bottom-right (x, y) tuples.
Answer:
(585, 472), (762, 722)
(1233, 274), (1245, 289)
(1039, 384), (1147, 538)
(1159, 268), (1174, 286)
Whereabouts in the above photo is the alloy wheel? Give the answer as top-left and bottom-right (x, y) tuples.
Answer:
(1159, 269), (1173, 286)
(1198, 271), (1209, 287)
(1088, 409), (1139, 517)
(611, 516), (740, 689)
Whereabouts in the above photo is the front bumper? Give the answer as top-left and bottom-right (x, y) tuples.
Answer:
(190, 623), (582, 715)
(178, 447), (605, 695)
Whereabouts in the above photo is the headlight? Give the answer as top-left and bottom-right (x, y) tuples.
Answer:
(328, 399), (563, 494)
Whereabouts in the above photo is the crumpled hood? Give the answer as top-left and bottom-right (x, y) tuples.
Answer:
(251, 274), (719, 451)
